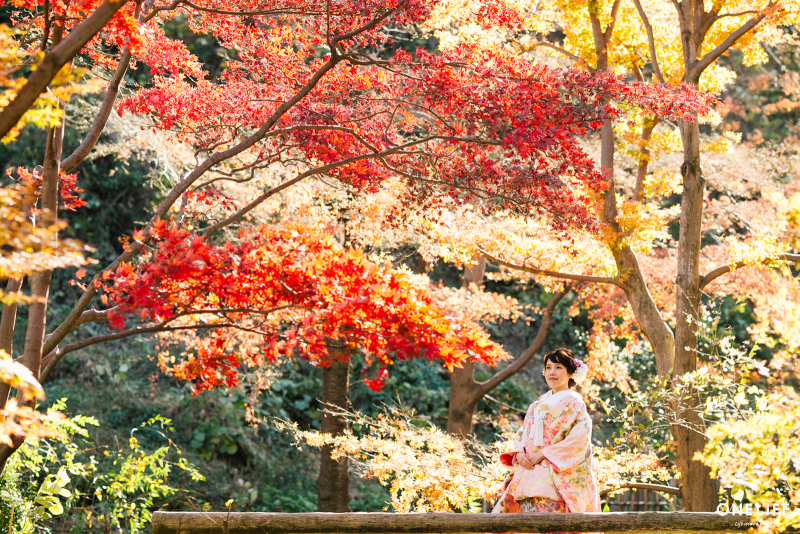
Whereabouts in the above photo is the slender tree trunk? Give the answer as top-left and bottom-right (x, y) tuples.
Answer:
(0, 278), (24, 409)
(317, 359), (351, 512)
(462, 256), (486, 288)
(0, 99), (64, 475)
(633, 120), (658, 201)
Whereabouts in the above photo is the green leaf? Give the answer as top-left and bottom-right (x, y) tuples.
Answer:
(732, 489), (744, 501)
(603, 504), (610, 512)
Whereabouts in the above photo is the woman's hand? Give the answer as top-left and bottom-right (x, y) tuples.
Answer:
(525, 451), (545, 466)
(514, 452), (535, 470)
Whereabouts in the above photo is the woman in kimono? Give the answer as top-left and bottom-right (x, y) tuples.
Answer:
(492, 347), (601, 528)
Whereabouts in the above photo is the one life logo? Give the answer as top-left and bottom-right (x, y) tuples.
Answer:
(716, 503), (794, 516)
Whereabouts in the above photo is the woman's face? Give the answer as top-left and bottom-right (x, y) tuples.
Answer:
(544, 359), (573, 391)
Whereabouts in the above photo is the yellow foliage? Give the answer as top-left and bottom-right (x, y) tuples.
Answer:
(594, 446), (674, 496)
(0, 24), (103, 143)
(699, 62), (738, 95)
(0, 182), (93, 287)
(281, 406), (678, 512)
(616, 195), (680, 253)
(279, 407), (509, 512)
(696, 392), (800, 534)
(702, 131), (742, 154)
(0, 350), (64, 447)
(723, 233), (790, 271)
(642, 169), (683, 199)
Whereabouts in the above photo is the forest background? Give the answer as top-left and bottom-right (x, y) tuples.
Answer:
(1, 0), (800, 532)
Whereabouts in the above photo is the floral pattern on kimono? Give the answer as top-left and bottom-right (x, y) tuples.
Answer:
(492, 389), (602, 534)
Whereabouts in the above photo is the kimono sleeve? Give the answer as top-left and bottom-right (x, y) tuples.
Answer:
(539, 400), (593, 473)
(499, 404), (535, 467)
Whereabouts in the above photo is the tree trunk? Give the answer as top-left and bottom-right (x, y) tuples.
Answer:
(633, 120), (658, 201)
(669, 112), (717, 512)
(446, 288), (568, 436)
(0, 101), (63, 476)
(463, 256), (486, 287)
(669, 0), (721, 502)
(317, 360), (351, 512)
(0, 277), (24, 409)
(598, 118), (676, 377)
(446, 361), (481, 436)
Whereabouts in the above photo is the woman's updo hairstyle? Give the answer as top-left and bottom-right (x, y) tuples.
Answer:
(543, 347), (578, 389)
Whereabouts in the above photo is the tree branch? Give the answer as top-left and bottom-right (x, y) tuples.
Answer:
(481, 251), (621, 286)
(477, 287), (570, 395)
(690, 9), (770, 80)
(42, 53), (344, 357)
(0, 0), (130, 140)
(39, 322), (237, 383)
(699, 252), (800, 289)
(526, 42), (590, 70)
(631, 0), (665, 83)
(41, 306), (114, 349)
(330, 7), (395, 47)
(61, 48), (132, 172)
(201, 133), (500, 238)
(604, 0), (623, 42)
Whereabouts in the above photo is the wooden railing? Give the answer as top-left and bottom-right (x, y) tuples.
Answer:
(152, 511), (800, 534)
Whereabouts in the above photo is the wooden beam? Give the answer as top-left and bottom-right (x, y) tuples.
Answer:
(152, 511), (800, 534)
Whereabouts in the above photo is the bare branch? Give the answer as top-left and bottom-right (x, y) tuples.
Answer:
(699, 252), (800, 289)
(331, 7), (395, 47)
(631, 0), (665, 83)
(142, 0), (348, 22)
(39, 322), (237, 383)
(61, 48), (132, 172)
(482, 251), (622, 286)
(716, 10), (761, 19)
(478, 286), (570, 395)
(201, 134), (501, 238)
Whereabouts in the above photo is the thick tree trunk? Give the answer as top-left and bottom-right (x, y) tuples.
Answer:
(670, 113), (717, 512)
(0, 104), (63, 476)
(446, 361), (480, 436)
(317, 360), (351, 512)
(669, 0), (722, 503)
(597, 112), (714, 511)
(598, 118), (676, 377)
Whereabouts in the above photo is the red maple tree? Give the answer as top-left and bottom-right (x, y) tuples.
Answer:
(100, 219), (509, 392)
(1, 0), (711, 487)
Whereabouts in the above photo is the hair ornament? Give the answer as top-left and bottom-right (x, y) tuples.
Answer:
(572, 359), (588, 384)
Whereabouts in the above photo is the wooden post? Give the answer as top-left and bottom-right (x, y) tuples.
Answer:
(152, 511), (800, 534)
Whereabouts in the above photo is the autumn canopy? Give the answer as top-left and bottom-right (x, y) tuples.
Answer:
(3, 0), (799, 525)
